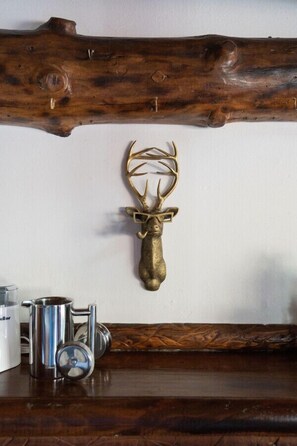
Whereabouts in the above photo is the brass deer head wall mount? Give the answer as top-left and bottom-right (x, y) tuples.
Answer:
(125, 141), (179, 291)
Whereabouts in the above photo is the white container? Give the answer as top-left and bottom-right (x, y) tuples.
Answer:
(0, 285), (20, 372)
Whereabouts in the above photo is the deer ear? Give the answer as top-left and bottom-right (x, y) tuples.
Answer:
(125, 207), (139, 217)
(168, 207), (179, 217)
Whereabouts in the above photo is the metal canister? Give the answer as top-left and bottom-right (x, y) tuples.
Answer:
(22, 297), (96, 380)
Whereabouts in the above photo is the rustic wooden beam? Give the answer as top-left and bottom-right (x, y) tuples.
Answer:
(106, 323), (297, 351)
(1, 17), (297, 136)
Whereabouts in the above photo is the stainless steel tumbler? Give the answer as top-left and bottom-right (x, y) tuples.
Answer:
(22, 297), (96, 380)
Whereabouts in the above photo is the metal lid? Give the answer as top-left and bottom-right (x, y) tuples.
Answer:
(74, 322), (112, 359)
(0, 284), (17, 294)
(0, 285), (17, 305)
(56, 341), (94, 380)
(34, 296), (73, 306)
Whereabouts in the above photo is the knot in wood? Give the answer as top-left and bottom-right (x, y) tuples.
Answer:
(37, 66), (70, 94)
(208, 108), (228, 127)
(38, 17), (77, 35)
(204, 39), (238, 72)
(151, 71), (167, 83)
(221, 40), (238, 70)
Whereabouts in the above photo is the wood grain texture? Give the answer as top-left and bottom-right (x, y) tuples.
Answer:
(1, 436), (297, 445)
(1, 435), (297, 445)
(105, 323), (297, 351)
(2, 18), (297, 135)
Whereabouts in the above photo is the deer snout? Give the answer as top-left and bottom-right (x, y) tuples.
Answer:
(146, 217), (163, 235)
(145, 278), (161, 291)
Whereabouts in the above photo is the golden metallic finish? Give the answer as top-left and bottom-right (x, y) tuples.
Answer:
(125, 141), (179, 291)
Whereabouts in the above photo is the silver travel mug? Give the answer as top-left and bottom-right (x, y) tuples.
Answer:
(22, 297), (96, 380)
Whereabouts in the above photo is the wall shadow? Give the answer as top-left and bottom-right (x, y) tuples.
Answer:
(231, 254), (297, 324)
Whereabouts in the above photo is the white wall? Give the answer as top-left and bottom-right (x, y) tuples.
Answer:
(1, 0), (297, 324)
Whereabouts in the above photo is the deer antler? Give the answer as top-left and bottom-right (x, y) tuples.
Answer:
(126, 140), (150, 211)
(155, 142), (178, 210)
(126, 141), (178, 211)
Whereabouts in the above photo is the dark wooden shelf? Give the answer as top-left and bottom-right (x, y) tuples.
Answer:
(2, 351), (297, 444)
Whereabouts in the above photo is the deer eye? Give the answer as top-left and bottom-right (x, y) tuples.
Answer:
(161, 212), (174, 223)
(133, 213), (149, 223)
